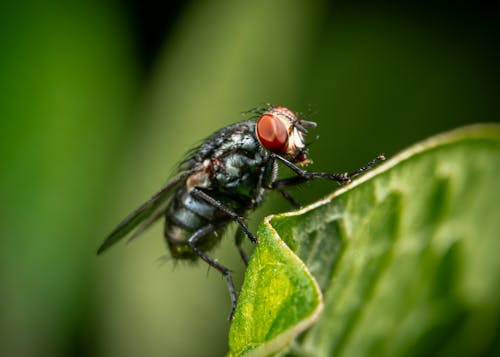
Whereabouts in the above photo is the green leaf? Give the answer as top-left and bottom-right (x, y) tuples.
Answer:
(228, 123), (500, 357)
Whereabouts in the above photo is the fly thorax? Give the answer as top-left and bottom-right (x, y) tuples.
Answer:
(235, 132), (258, 151)
(214, 151), (264, 188)
(186, 159), (211, 189)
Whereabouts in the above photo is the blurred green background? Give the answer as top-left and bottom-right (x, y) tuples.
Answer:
(0, 1), (498, 356)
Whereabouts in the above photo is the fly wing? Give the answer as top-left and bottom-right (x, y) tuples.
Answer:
(97, 170), (192, 255)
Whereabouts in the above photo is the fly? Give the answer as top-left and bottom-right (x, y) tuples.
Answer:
(97, 105), (385, 320)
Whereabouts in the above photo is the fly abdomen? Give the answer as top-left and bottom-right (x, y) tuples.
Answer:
(180, 189), (217, 220)
(165, 187), (225, 260)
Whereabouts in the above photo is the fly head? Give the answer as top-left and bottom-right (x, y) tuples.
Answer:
(255, 106), (315, 166)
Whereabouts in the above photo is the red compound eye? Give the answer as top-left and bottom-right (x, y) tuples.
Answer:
(256, 114), (288, 153)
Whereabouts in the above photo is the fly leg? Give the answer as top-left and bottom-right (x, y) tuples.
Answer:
(277, 189), (302, 208)
(270, 177), (306, 208)
(262, 158), (302, 208)
(234, 226), (249, 266)
(271, 153), (385, 184)
(188, 224), (238, 320)
(191, 188), (258, 244)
